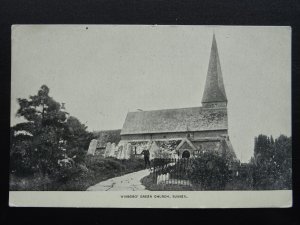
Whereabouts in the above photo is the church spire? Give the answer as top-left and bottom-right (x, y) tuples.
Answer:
(202, 34), (227, 107)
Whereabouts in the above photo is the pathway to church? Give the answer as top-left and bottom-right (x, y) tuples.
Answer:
(86, 169), (151, 191)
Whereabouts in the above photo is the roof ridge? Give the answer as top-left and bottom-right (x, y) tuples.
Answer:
(128, 106), (227, 113)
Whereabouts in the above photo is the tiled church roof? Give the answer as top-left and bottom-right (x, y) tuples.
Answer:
(121, 107), (228, 135)
(202, 34), (227, 103)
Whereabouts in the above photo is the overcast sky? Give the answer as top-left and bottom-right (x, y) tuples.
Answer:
(11, 25), (291, 162)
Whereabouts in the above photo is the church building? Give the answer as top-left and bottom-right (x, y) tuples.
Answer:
(120, 35), (236, 159)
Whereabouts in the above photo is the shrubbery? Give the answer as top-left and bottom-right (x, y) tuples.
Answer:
(10, 156), (145, 191)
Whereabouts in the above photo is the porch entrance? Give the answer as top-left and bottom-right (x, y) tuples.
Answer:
(182, 150), (191, 158)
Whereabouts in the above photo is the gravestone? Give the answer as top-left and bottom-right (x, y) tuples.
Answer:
(149, 141), (159, 160)
(104, 142), (112, 157)
(87, 139), (98, 155)
(116, 145), (124, 159)
(120, 145), (126, 159)
(124, 143), (132, 159)
(110, 143), (117, 157)
(115, 141), (132, 159)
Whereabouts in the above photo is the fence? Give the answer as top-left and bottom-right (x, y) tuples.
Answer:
(151, 158), (193, 186)
(150, 157), (246, 188)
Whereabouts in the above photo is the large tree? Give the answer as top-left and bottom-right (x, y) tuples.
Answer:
(11, 85), (92, 177)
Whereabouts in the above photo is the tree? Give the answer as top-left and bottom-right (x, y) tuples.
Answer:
(273, 135), (292, 189)
(11, 85), (68, 176)
(64, 116), (93, 163)
(11, 85), (92, 179)
(252, 134), (292, 189)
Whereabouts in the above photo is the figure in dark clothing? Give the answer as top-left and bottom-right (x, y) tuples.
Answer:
(141, 149), (150, 169)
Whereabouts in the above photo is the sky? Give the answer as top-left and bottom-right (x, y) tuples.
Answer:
(11, 25), (291, 162)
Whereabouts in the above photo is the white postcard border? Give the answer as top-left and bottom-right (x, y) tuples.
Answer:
(9, 190), (292, 208)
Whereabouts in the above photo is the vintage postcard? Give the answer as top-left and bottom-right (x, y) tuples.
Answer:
(9, 25), (292, 208)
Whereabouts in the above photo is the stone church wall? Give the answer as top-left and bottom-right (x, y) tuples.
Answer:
(88, 132), (230, 159)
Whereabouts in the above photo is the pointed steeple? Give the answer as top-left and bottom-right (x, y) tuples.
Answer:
(202, 34), (227, 105)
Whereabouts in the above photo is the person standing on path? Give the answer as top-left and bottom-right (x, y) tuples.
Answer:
(141, 149), (150, 169)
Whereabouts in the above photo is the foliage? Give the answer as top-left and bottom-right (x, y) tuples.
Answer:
(10, 85), (93, 180)
(64, 116), (93, 163)
(58, 157), (144, 191)
(150, 152), (232, 190)
(187, 152), (231, 190)
(225, 163), (253, 190)
(151, 158), (173, 168)
(10, 157), (144, 191)
(251, 134), (292, 190)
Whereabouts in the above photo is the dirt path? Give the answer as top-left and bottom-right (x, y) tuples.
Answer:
(86, 169), (151, 191)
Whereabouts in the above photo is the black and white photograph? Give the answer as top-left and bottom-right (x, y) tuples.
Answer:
(9, 25), (292, 207)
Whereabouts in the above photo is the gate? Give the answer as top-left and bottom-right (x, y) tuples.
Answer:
(151, 158), (192, 186)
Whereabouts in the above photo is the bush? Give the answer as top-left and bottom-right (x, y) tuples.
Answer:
(185, 152), (230, 190)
